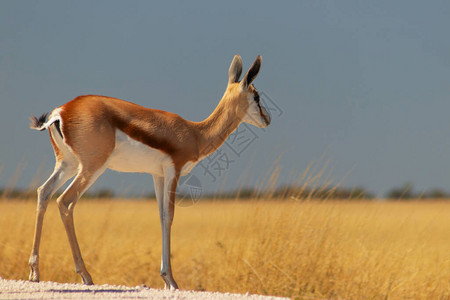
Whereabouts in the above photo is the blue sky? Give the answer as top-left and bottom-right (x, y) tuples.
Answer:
(1, 1), (450, 197)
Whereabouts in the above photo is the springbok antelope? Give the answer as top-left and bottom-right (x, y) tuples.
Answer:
(28, 55), (270, 289)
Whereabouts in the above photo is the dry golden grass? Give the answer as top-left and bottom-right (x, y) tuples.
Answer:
(0, 199), (449, 299)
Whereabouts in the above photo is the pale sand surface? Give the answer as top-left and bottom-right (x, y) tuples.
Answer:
(0, 278), (289, 300)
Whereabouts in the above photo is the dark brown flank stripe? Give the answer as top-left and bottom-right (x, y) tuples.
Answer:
(112, 116), (177, 156)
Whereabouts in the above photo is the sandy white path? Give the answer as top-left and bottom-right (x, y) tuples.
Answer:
(0, 278), (289, 300)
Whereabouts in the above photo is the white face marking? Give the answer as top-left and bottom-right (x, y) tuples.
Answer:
(241, 93), (271, 128)
(107, 130), (173, 177)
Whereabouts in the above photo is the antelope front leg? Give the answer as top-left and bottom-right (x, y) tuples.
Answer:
(156, 170), (179, 290)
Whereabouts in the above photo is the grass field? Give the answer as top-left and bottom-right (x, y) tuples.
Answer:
(0, 198), (449, 299)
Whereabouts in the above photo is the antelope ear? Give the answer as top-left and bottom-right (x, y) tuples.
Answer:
(228, 55), (243, 84)
(241, 55), (262, 89)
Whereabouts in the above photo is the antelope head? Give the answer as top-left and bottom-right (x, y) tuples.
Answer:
(226, 55), (271, 128)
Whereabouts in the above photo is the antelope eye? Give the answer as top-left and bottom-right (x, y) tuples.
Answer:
(254, 94), (260, 103)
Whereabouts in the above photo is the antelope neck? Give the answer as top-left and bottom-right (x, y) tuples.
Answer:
(194, 97), (242, 158)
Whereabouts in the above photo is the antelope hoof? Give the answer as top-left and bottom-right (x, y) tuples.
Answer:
(79, 272), (94, 285)
(28, 255), (40, 282)
(161, 273), (179, 290)
(29, 269), (39, 282)
(81, 277), (93, 285)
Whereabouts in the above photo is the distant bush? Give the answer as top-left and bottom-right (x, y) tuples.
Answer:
(386, 183), (415, 199)
(3, 184), (450, 201)
(271, 185), (374, 200)
(0, 187), (115, 200)
(386, 183), (450, 200)
(204, 185), (374, 200)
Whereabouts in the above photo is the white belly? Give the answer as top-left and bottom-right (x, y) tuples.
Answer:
(107, 130), (172, 177)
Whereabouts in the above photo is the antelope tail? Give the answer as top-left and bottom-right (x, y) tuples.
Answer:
(29, 113), (50, 131)
(30, 112), (64, 139)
